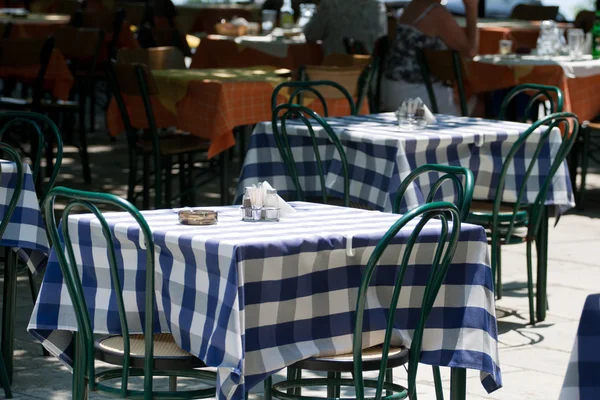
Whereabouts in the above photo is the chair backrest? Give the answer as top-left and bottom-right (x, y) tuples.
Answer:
(272, 103), (350, 206)
(271, 80), (357, 117)
(343, 37), (369, 55)
(42, 187), (156, 397)
(417, 48), (468, 116)
(510, 4), (559, 21)
(353, 201), (462, 400)
(575, 10), (594, 34)
(53, 26), (105, 82)
(393, 164), (474, 220)
(371, 35), (389, 113)
(117, 46), (186, 70)
(0, 143), (24, 241)
(71, 8), (125, 59)
(489, 112), (578, 245)
(0, 112), (64, 202)
(498, 84), (563, 122)
(0, 37), (55, 109)
(107, 61), (162, 208)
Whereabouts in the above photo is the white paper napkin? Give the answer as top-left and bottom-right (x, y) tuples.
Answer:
(396, 97), (437, 124)
(248, 181), (296, 217)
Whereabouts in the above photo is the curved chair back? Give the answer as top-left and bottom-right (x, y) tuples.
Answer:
(0, 143), (24, 240)
(272, 80), (357, 117)
(417, 48), (468, 116)
(107, 61), (162, 209)
(489, 112), (578, 245)
(272, 103), (349, 206)
(0, 112), (63, 202)
(42, 187), (156, 397)
(393, 164), (474, 220)
(353, 202), (462, 400)
(498, 84), (563, 122)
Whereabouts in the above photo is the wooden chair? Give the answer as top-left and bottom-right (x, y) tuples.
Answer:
(417, 48), (468, 116)
(42, 187), (217, 400)
(107, 61), (219, 209)
(51, 26), (105, 183)
(117, 46), (186, 70)
(510, 4), (559, 21)
(467, 112), (579, 325)
(265, 201), (463, 400)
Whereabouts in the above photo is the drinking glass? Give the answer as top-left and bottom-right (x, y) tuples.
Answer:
(296, 3), (316, 29)
(499, 39), (513, 55)
(261, 9), (277, 33)
(568, 29), (585, 58)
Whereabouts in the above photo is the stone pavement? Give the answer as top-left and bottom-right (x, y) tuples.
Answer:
(2, 129), (599, 399)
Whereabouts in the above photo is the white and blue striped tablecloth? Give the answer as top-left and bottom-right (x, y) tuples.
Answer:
(236, 113), (575, 213)
(28, 202), (502, 399)
(0, 161), (48, 273)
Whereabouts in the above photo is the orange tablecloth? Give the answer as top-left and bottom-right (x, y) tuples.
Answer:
(2, 13), (70, 38)
(191, 36), (323, 70)
(477, 26), (539, 54)
(0, 49), (73, 100)
(106, 67), (362, 158)
(465, 61), (600, 122)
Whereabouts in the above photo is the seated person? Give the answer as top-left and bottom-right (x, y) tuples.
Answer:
(303, 0), (387, 56)
(381, 0), (479, 114)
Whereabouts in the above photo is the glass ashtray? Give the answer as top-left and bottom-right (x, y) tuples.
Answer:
(397, 114), (427, 131)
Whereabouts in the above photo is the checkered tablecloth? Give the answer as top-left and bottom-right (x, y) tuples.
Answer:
(0, 161), (49, 273)
(560, 294), (600, 400)
(236, 113), (575, 213)
(28, 202), (502, 399)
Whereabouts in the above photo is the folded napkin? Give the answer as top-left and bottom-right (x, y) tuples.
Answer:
(396, 97), (437, 124)
(245, 181), (296, 217)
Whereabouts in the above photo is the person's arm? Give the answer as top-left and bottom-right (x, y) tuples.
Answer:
(303, 0), (328, 41)
(430, 0), (479, 57)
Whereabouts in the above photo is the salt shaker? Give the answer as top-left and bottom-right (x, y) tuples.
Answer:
(242, 187), (254, 221)
(263, 188), (280, 221)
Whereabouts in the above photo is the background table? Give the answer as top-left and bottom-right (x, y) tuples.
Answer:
(0, 12), (69, 38)
(560, 293), (600, 400)
(236, 113), (575, 212)
(190, 35), (323, 70)
(107, 67), (362, 158)
(28, 202), (502, 400)
(467, 55), (600, 122)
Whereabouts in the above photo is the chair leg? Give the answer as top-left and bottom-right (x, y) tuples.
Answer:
(89, 79), (96, 134)
(164, 156), (173, 208)
(264, 376), (273, 400)
(27, 269), (49, 357)
(526, 239), (536, 326)
(0, 351), (12, 399)
(432, 366), (444, 400)
(496, 244), (502, 300)
(169, 376), (177, 392)
(326, 371), (340, 398)
(385, 368), (394, 397)
(127, 153), (138, 204)
(178, 154), (186, 206)
(1, 249), (16, 384)
(449, 368), (466, 400)
(536, 206), (549, 323)
(286, 368), (301, 396)
(142, 154), (150, 210)
(78, 96), (92, 184)
(579, 126), (590, 211)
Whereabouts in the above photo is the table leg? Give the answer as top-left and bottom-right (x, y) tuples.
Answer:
(1, 249), (16, 383)
(450, 368), (466, 400)
(536, 205), (549, 322)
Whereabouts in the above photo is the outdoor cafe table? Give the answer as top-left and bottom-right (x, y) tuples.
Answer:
(0, 12), (69, 38)
(560, 293), (600, 400)
(466, 55), (600, 122)
(190, 34), (323, 70)
(106, 67), (361, 159)
(27, 201), (502, 400)
(236, 113), (575, 213)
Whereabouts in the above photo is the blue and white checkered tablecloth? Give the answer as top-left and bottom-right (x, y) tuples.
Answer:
(236, 113), (575, 213)
(0, 161), (48, 273)
(28, 202), (502, 399)
(560, 294), (600, 400)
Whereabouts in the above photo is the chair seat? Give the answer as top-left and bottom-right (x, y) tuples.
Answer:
(95, 333), (207, 370)
(136, 134), (210, 156)
(467, 200), (529, 244)
(290, 344), (409, 372)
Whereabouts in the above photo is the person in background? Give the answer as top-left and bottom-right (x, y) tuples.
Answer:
(381, 0), (479, 114)
(303, 0), (387, 56)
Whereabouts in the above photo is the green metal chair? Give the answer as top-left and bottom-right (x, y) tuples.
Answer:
(0, 112), (64, 375)
(272, 103), (350, 207)
(393, 164), (475, 220)
(266, 201), (462, 400)
(417, 49), (468, 116)
(498, 84), (563, 122)
(107, 60), (220, 209)
(0, 142), (24, 399)
(466, 112), (579, 325)
(271, 80), (358, 117)
(42, 187), (217, 400)
(572, 121), (599, 210)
